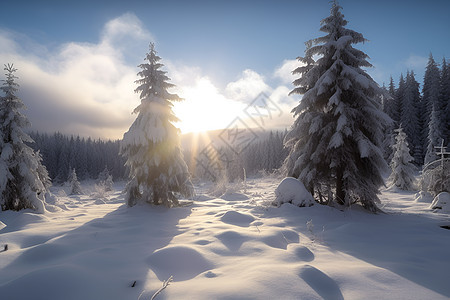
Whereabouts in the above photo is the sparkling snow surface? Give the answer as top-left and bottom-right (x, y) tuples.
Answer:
(0, 177), (449, 299)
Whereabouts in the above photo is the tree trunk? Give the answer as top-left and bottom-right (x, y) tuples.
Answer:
(336, 168), (345, 205)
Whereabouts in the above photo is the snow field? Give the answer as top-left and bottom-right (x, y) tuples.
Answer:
(0, 177), (449, 299)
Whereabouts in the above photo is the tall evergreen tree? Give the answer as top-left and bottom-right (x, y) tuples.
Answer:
(395, 73), (406, 123)
(381, 77), (397, 161)
(421, 54), (441, 157)
(120, 43), (194, 207)
(283, 1), (391, 212)
(0, 64), (50, 212)
(283, 39), (316, 179)
(402, 71), (422, 164)
(438, 58), (450, 147)
(424, 102), (443, 164)
(384, 76), (399, 125)
(388, 127), (416, 190)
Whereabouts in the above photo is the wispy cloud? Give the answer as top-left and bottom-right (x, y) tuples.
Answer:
(403, 54), (428, 70)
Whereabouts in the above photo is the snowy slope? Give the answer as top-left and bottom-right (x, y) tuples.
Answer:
(0, 177), (449, 299)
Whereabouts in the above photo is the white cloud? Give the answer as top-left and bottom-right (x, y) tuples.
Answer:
(101, 12), (152, 45)
(225, 69), (271, 103)
(0, 13), (153, 139)
(164, 60), (203, 90)
(273, 59), (301, 85)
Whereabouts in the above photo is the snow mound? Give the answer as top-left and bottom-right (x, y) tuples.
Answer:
(216, 231), (250, 251)
(298, 265), (344, 300)
(414, 191), (433, 203)
(273, 177), (314, 207)
(147, 246), (213, 281)
(293, 246), (315, 262)
(261, 229), (299, 250)
(221, 192), (249, 201)
(430, 192), (450, 213)
(220, 211), (255, 227)
(0, 212), (49, 233)
(16, 243), (69, 265)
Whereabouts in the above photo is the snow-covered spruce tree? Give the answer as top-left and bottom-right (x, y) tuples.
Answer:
(402, 71), (422, 164)
(395, 74), (406, 123)
(425, 95), (445, 165)
(381, 77), (396, 162)
(68, 168), (82, 195)
(421, 54), (441, 157)
(438, 58), (450, 147)
(384, 76), (400, 126)
(120, 43), (193, 207)
(0, 64), (50, 212)
(283, 39), (316, 181)
(283, 1), (391, 212)
(388, 127), (416, 190)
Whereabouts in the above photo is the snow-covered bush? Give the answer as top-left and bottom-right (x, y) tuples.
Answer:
(208, 174), (248, 198)
(272, 177), (314, 207)
(430, 192), (450, 213)
(420, 160), (450, 196)
(97, 167), (113, 192)
(91, 183), (108, 201)
(97, 166), (113, 191)
(414, 191), (433, 203)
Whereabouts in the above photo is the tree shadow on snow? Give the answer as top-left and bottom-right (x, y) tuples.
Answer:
(0, 203), (192, 300)
(323, 210), (450, 298)
(259, 203), (450, 298)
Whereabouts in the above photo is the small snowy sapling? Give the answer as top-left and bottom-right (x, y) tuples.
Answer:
(68, 168), (82, 195)
(388, 127), (416, 190)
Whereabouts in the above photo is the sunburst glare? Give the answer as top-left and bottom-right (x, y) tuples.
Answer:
(173, 78), (245, 134)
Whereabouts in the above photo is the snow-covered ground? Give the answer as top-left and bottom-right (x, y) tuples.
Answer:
(0, 176), (449, 300)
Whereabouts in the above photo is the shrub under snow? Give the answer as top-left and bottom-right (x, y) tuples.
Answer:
(430, 192), (450, 213)
(272, 177), (314, 207)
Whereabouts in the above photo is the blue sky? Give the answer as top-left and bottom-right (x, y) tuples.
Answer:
(0, 0), (449, 138)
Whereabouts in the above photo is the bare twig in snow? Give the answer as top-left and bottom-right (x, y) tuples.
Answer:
(151, 276), (173, 300)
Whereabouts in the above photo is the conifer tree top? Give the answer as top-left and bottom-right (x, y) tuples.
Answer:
(1, 64), (19, 98)
(134, 43), (182, 110)
(290, 1), (375, 99)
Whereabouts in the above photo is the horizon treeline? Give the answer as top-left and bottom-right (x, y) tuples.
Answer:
(29, 132), (127, 183)
(28, 130), (289, 183)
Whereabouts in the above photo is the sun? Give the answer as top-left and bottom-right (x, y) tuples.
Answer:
(172, 78), (244, 134)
